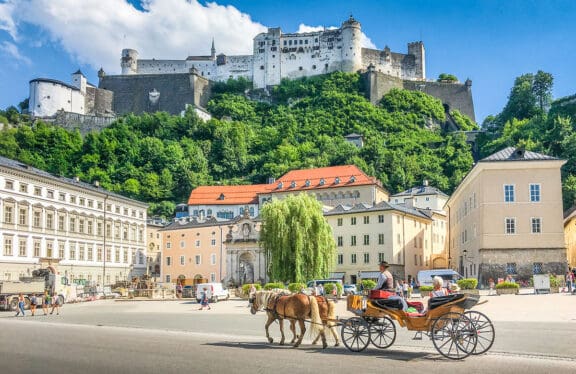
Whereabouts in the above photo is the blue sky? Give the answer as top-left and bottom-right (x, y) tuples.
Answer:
(0, 0), (574, 123)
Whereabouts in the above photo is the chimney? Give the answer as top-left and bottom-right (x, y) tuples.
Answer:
(74, 176), (80, 182)
(405, 197), (414, 209)
(423, 179), (429, 187)
(94, 181), (100, 187)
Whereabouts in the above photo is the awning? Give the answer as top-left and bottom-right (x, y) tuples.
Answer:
(359, 271), (381, 279)
(329, 272), (346, 279)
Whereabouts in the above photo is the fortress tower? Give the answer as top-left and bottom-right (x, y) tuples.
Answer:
(121, 49), (139, 75)
(407, 42), (426, 80)
(340, 16), (363, 73)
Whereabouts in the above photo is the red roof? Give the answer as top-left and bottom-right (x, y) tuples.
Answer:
(271, 165), (379, 193)
(188, 184), (273, 205)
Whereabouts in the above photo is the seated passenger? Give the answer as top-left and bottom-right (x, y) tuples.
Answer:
(430, 276), (449, 297)
(373, 261), (408, 311)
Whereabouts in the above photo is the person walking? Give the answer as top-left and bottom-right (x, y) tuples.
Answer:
(198, 289), (211, 310)
(488, 278), (495, 296)
(42, 291), (51, 315)
(14, 293), (26, 317)
(30, 294), (38, 316)
(50, 292), (60, 315)
(566, 270), (574, 293)
(402, 280), (409, 299)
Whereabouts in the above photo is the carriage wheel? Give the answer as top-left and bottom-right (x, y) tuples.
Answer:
(369, 317), (396, 349)
(464, 311), (495, 355)
(341, 317), (370, 352)
(431, 312), (477, 360)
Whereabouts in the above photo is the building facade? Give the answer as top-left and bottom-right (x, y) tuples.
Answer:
(0, 156), (148, 286)
(146, 219), (166, 281)
(563, 208), (576, 269)
(445, 147), (567, 285)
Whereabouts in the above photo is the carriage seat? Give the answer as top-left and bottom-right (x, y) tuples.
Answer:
(371, 298), (404, 310)
(428, 293), (466, 310)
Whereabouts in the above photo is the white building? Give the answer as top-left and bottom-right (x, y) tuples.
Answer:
(0, 156), (148, 286)
(118, 16), (425, 89)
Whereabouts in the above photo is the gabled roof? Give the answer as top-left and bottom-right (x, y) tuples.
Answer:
(187, 184), (273, 205)
(324, 200), (431, 220)
(480, 147), (559, 162)
(391, 185), (448, 198)
(270, 165), (382, 193)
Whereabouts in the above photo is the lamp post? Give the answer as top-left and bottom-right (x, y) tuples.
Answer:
(102, 193), (108, 288)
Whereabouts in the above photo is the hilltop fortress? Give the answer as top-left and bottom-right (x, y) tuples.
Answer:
(29, 16), (475, 129)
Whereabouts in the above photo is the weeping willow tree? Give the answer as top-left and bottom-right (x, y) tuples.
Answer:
(260, 193), (336, 283)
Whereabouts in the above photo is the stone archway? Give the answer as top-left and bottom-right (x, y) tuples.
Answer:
(239, 252), (255, 285)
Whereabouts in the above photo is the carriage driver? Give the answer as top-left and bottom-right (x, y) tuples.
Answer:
(374, 261), (394, 291)
(373, 261), (408, 311)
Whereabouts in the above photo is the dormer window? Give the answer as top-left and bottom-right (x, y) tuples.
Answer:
(277, 182), (283, 189)
(218, 193), (225, 200)
(305, 180), (311, 187)
(290, 181), (297, 188)
(349, 176), (356, 183)
(334, 177), (340, 185)
(319, 178), (325, 186)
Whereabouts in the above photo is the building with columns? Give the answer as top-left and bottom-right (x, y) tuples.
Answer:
(0, 156), (148, 286)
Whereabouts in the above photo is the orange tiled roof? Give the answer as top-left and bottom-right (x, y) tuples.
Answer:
(187, 184), (273, 205)
(271, 165), (379, 193)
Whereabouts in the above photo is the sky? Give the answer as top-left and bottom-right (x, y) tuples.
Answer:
(0, 0), (574, 123)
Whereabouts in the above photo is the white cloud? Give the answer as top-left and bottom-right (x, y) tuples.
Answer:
(0, 41), (31, 65)
(1, 0), (267, 73)
(296, 23), (377, 49)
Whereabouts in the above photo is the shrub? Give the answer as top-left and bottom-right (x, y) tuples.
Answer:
(361, 280), (376, 291)
(324, 282), (343, 295)
(288, 283), (306, 293)
(419, 285), (433, 292)
(263, 282), (285, 290)
(495, 282), (519, 289)
(241, 283), (262, 295)
(549, 275), (562, 287)
(457, 278), (478, 290)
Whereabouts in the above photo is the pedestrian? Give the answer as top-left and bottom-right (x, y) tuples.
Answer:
(50, 292), (60, 315)
(14, 293), (26, 317)
(488, 278), (495, 296)
(566, 270), (574, 293)
(42, 291), (51, 315)
(396, 280), (403, 298)
(318, 283), (324, 296)
(176, 282), (183, 299)
(30, 294), (38, 316)
(402, 280), (409, 299)
(198, 289), (211, 310)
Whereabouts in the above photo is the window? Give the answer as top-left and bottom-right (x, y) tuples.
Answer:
(33, 211), (41, 228)
(4, 206), (13, 224)
(33, 241), (40, 257)
(180, 255), (185, 265)
(337, 236), (343, 247)
(166, 242), (172, 249)
(414, 254), (418, 265)
(97, 222), (102, 236)
(363, 253), (370, 264)
(351, 217), (357, 225)
(337, 254), (343, 265)
(211, 239), (216, 246)
(114, 250), (119, 263)
(70, 247), (76, 260)
(531, 218), (542, 233)
(195, 240), (200, 247)
(34, 187), (42, 196)
(506, 262), (517, 275)
(350, 235), (357, 246)
(337, 218), (343, 226)
(530, 184), (541, 202)
(180, 241), (185, 249)
(46, 242), (53, 258)
(79, 219), (84, 233)
(378, 253), (385, 263)
(504, 185), (515, 202)
(351, 253), (357, 264)
(18, 239), (26, 257)
(166, 257), (172, 266)
(211, 253), (216, 265)
(70, 195), (76, 204)
(97, 248), (103, 261)
(47, 190), (54, 199)
(19, 183), (28, 193)
(363, 216), (369, 224)
(88, 247), (93, 261)
(59, 244), (65, 259)
(363, 234), (370, 245)
(378, 234), (384, 245)
(3, 237), (13, 256)
(378, 215), (384, 223)
(69, 217), (76, 232)
(87, 221), (93, 235)
(533, 262), (543, 274)
(19, 208), (27, 225)
(88, 199), (93, 208)
(46, 213), (53, 229)
(5, 180), (14, 190)
(195, 255), (201, 265)
(166, 275), (171, 283)
(505, 217), (516, 234)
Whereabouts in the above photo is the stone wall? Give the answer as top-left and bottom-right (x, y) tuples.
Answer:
(48, 111), (116, 135)
(478, 247), (567, 285)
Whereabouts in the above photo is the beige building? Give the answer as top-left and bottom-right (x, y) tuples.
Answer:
(0, 155), (148, 286)
(146, 219), (166, 281)
(160, 218), (227, 285)
(325, 201), (436, 285)
(563, 208), (576, 269)
(445, 147), (566, 286)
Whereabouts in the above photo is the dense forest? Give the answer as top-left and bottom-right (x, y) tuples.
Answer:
(0, 71), (575, 217)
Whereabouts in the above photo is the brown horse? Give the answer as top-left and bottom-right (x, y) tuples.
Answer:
(250, 290), (339, 348)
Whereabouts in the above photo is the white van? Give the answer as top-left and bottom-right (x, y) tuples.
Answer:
(417, 269), (463, 288)
(195, 283), (229, 303)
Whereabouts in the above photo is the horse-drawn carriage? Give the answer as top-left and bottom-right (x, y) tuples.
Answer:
(342, 293), (495, 359)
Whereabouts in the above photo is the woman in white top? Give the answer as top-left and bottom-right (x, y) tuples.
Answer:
(430, 276), (449, 297)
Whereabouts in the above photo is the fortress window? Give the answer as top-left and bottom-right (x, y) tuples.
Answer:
(299, 66), (303, 71)
(259, 49), (265, 53)
(260, 65), (264, 70)
(305, 40), (308, 44)
(315, 38), (318, 42)
(283, 41), (287, 46)
(299, 40), (303, 44)
(272, 40), (276, 45)
(325, 63), (328, 69)
(271, 47), (277, 51)
(312, 65), (316, 69)
(289, 40), (292, 45)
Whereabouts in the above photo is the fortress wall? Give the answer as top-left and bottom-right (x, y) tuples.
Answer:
(216, 55), (253, 81)
(137, 59), (189, 74)
(99, 73), (199, 115)
(51, 112), (116, 135)
(403, 80), (475, 121)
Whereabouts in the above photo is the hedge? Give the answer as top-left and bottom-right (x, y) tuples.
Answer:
(495, 281), (519, 289)
(456, 278), (478, 290)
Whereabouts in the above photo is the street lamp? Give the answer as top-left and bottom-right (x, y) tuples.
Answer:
(102, 193), (109, 288)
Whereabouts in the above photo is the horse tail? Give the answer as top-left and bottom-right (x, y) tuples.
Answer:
(307, 295), (324, 339)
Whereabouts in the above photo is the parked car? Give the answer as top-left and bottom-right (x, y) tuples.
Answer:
(195, 283), (229, 303)
(343, 284), (358, 295)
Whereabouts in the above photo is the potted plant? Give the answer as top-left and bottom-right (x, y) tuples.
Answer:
(495, 281), (519, 295)
(361, 280), (376, 295)
(324, 282), (343, 298)
(456, 278), (479, 295)
(549, 275), (561, 293)
(419, 285), (433, 297)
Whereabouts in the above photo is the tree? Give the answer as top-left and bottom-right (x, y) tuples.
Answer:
(260, 194), (336, 283)
(437, 73), (458, 82)
(532, 70), (553, 113)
